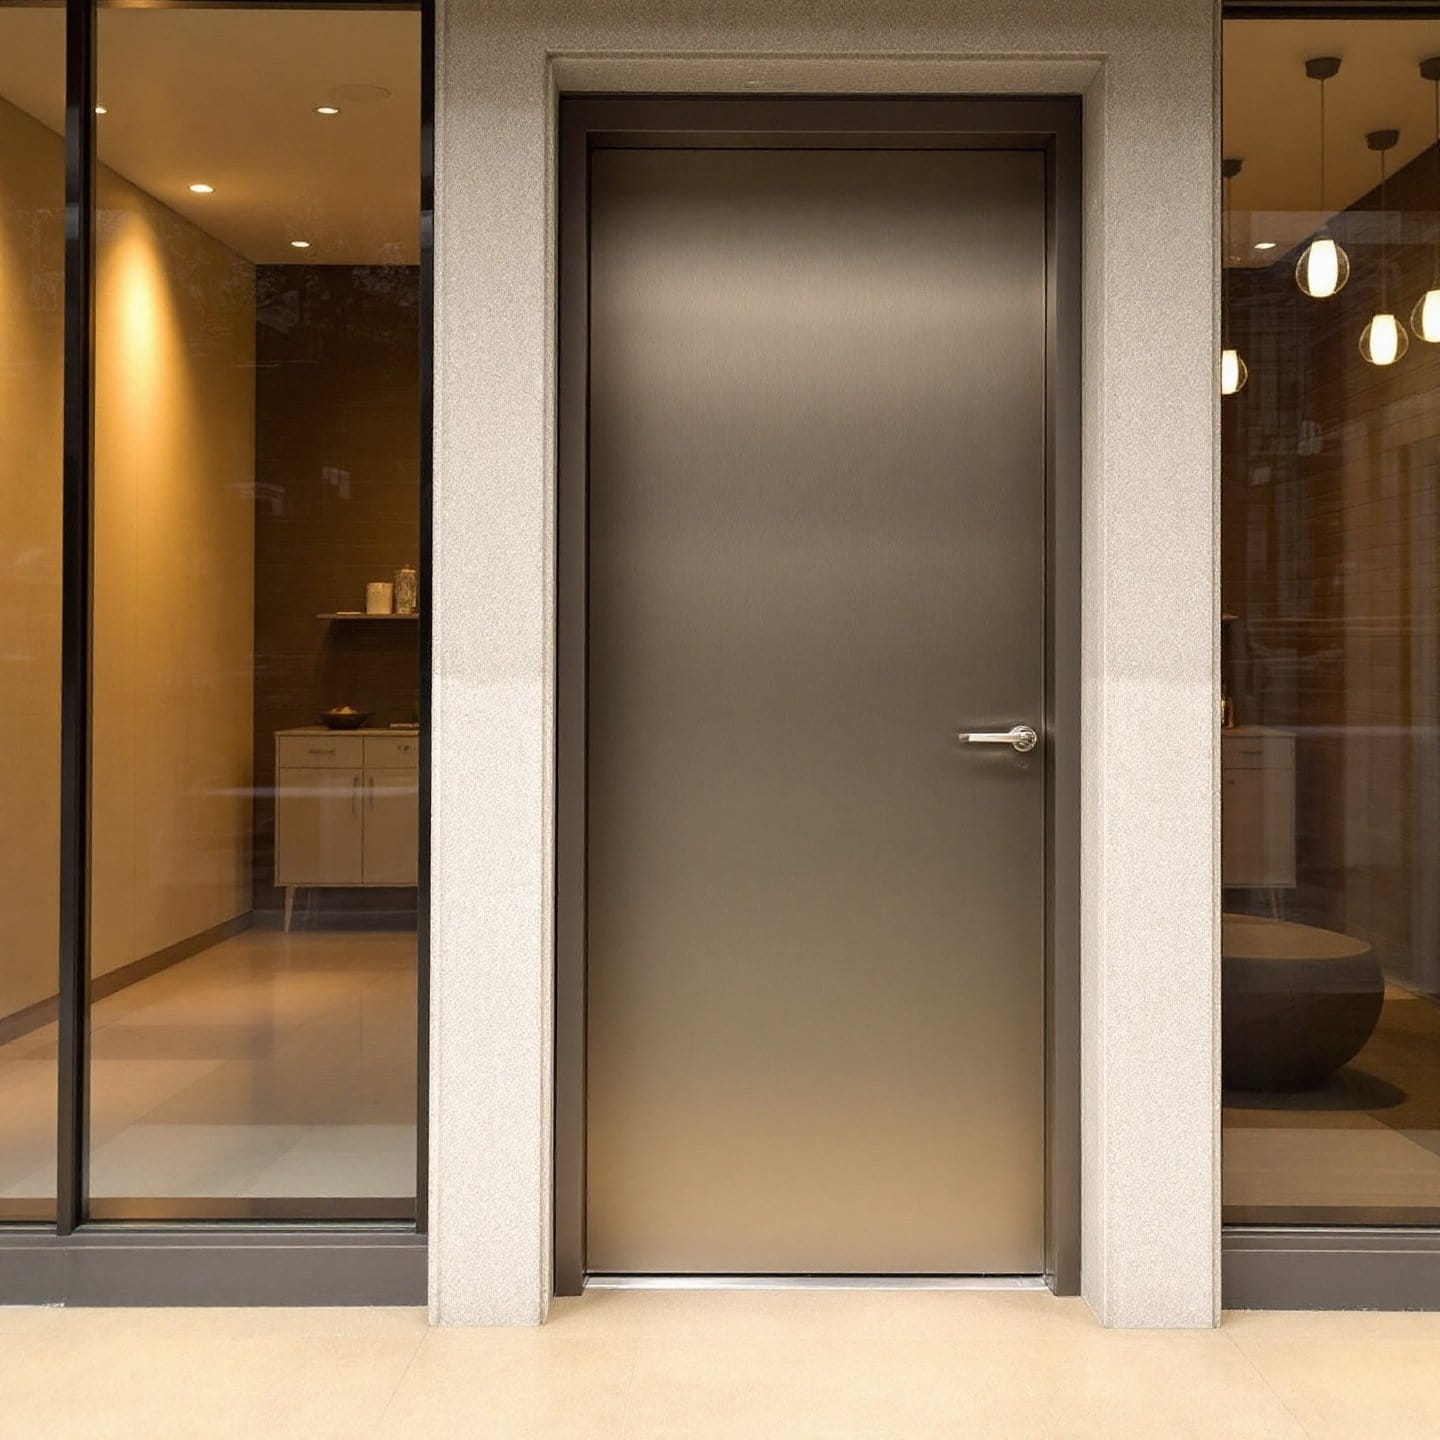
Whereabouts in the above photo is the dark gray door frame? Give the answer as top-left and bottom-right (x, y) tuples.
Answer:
(1224, 1227), (1440, 1310)
(554, 94), (1082, 1297)
(0, 1229), (425, 1307)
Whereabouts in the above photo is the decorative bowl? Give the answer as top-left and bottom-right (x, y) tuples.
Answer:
(320, 707), (372, 730)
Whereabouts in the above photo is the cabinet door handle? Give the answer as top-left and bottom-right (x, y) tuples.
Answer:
(368, 777), (375, 810)
(309, 747), (336, 756)
(352, 775), (361, 814)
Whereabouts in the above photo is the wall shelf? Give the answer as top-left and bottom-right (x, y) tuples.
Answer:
(316, 612), (419, 621)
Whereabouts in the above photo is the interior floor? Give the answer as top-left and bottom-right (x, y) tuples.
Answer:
(0, 928), (417, 1212)
(1224, 983), (1440, 1222)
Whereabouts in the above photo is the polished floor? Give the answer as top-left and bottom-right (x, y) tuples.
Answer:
(1224, 983), (1440, 1223)
(2, 1289), (1439, 1439)
(0, 928), (417, 1211)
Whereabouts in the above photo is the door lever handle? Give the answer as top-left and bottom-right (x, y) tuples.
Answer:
(958, 724), (1038, 754)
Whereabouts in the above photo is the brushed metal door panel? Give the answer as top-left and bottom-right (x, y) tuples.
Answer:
(586, 147), (1046, 1274)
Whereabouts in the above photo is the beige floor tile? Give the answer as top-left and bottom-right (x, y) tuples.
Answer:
(374, 1328), (638, 1440)
(0, 1304), (69, 1336)
(0, 1307), (427, 1440)
(16, 1299), (1440, 1438)
(1225, 1309), (1440, 1440)
(616, 1304), (1307, 1440)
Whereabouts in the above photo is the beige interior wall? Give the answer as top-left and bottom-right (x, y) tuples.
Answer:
(89, 169), (256, 979)
(0, 96), (63, 1018)
(1, 91), (256, 1007)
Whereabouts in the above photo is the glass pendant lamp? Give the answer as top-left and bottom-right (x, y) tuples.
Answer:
(1360, 128), (1409, 366)
(1220, 157), (1248, 395)
(1412, 58), (1440, 342)
(1296, 57), (1351, 298)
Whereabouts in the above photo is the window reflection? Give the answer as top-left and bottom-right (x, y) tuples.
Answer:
(0, 5), (64, 1222)
(85, 3), (421, 1221)
(1223, 17), (1440, 1226)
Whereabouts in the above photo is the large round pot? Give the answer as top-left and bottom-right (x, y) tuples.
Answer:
(1222, 914), (1385, 1092)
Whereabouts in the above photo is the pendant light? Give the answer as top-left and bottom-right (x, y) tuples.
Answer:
(1360, 128), (1409, 366)
(1412, 58), (1440, 342)
(1296, 57), (1351, 298)
(1220, 157), (1249, 395)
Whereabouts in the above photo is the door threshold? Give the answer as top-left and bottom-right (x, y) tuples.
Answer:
(585, 1274), (1049, 1292)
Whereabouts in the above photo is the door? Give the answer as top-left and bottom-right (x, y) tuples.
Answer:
(580, 138), (1050, 1276)
(274, 768), (363, 886)
(363, 769), (419, 885)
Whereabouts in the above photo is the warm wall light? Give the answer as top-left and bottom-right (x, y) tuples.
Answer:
(315, 105), (341, 116)
(94, 105), (107, 116)
(290, 240), (311, 249)
(1220, 349), (1249, 396)
(1296, 58), (1351, 299)
(188, 183), (214, 194)
(1360, 128), (1408, 367)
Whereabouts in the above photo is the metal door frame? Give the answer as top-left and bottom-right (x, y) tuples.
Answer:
(554, 95), (1082, 1298)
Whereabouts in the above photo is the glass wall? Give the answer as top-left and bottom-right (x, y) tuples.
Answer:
(85, 2), (421, 1220)
(1223, 17), (1440, 1226)
(0, 4), (64, 1222)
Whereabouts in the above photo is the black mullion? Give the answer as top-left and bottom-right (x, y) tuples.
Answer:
(414, 0), (434, 1235)
(56, 0), (95, 1237)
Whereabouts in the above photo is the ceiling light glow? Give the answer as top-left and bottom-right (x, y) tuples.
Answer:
(188, 183), (214, 194)
(290, 240), (311, 249)
(315, 105), (341, 116)
(1253, 241), (1276, 251)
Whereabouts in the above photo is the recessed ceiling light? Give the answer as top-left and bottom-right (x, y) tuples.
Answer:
(315, 105), (341, 116)
(290, 240), (311, 249)
(1253, 241), (1277, 251)
(94, 105), (107, 116)
(188, 183), (214, 194)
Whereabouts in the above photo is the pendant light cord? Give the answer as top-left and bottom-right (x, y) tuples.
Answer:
(1432, 80), (1439, 284)
(1319, 77), (1328, 214)
(1381, 145), (1389, 310)
(1223, 172), (1233, 345)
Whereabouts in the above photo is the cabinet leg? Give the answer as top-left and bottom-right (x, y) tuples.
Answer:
(284, 887), (296, 933)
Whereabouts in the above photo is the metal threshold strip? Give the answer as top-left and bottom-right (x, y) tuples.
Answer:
(585, 1274), (1050, 1292)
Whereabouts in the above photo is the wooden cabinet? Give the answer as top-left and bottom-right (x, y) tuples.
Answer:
(275, 727), (419, 927)
(1222, 727), (1295, 889)
(363, 769), (419, 886)
(275, 767), (365, 890)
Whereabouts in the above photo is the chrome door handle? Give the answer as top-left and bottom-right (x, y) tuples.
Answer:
(958, 724), (1038, 754)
